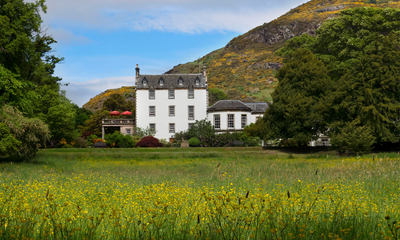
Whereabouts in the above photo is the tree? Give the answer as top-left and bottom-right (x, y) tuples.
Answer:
(0, 0), (63, 92)
(274, 7), (400, 146)
(263, 49), (329, 146)
(330, 121), (376, 155)
(102, 93), (135, 113)
(326, 34), (400, 144)
(0, 0), (75, 155)
(81, 110), (110, 136)
(73, 104), (93, 129)
(208, 88), (227, 106)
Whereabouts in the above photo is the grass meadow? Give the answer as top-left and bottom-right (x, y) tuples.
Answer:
(1, 147), (400, 239)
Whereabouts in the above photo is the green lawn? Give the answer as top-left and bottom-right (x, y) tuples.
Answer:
(0, 148), (400, 239)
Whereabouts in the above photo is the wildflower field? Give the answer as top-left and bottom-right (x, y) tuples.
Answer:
(1, 147), (400, 240)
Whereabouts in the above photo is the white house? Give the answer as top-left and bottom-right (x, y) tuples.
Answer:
(207, 100), (268, 133)
(135, 64), (208, 141)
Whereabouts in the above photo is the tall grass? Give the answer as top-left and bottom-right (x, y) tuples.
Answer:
(0, 148), (399, 239)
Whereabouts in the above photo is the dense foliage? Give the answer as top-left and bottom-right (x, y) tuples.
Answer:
(0, 105), (49, 160)
(104, 131), (135, 148)
(266, 7), (400, 150)
(102, 93), (135, 114)
(263, 49), (329, 146)
(0, 0), (83, 157)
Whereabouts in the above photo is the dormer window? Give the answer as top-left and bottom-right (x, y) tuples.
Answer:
(195, 79), (200, 86)
(159, 79), (164, 86)
(143, 79), (148, 86)
(178, 79), (183, 86)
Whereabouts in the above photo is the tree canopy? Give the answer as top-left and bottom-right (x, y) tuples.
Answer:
(270, 7), (400, 150)
(263, 49), (329, 146)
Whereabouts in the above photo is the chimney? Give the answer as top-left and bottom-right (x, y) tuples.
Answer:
(135, 64), (140, 78)
(202, 64), (207, 77)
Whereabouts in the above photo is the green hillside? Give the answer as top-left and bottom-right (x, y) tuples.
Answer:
(166, 0), (400, 102)
(84, 0), (400, 109)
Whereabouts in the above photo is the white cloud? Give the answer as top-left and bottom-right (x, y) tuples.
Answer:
(43, 0), (307, 33)
(47, 28), (92, 44)
(61, 76), (135, 107)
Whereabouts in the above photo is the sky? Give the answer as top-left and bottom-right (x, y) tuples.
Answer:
(41, 0), (308, 106)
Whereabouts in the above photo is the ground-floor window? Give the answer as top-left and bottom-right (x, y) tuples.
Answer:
(126, 129), (132, 135)
(150, 123), (156, 131)
(169, 123), (175, 133)
(228, 114), (234, 129)
(214, 114), (220, 129)
(241, 114), (247, 129)
(188, 106), (194, 120)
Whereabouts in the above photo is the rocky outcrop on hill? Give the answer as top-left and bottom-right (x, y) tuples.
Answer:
(164, 0), (400, 102)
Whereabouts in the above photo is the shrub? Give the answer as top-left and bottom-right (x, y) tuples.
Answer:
(73, 137), (88, 148)
(330, 121), (375, 155)
(174, 120), (215, 141)
(61, 144), (74, 148)
(87, 134), (99, 146)
(135, 136), (163, 148)
(104, 131), (135, 148)
(188, 137), (201, 147)
(159, 138), (173, 147)
(0, 105), (49, 160)
(81, 131), (94, 139)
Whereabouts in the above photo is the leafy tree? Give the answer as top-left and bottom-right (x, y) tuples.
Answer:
(208, 88), (227, 106)
(326, 34), (400, 144)
(0, 65), (37, 115)
(330, 121), (376, 155)
(81, 110), (110, 136)
(263, 49), (329, 146)
(275, 34), (316, 60)
(73, 104), (92, 129)
(102, 93), (135, 113)
(0, 0), (63, 92)
(134, 127), (157, 138)
(243, 119), (266, 139)
(189, 120), (214, 138)
(274, 7), (400, 146)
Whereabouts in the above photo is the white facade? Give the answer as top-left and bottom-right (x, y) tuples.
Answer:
(208, 111), (251, 132)
(135, 64), (208, 141)
(207, 100), (268, 132)
(136, 89), (208, 140)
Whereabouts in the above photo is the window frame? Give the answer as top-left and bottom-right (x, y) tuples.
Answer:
(169, 89), (175, 99)
(169, 105), (175, 117)
(214, 114), (221, 129)
(126, 129), (132, 135)
(149, 123), (156, 131)
(149, 106), (156, 117)
(149, 89), (155, 99)
(241, 114), (247, 129)
(228, 114), (235, 129)
(188, 89), (194, 99)
(169, 123), (175, 133)
(188, 106), (194, 120)
(188, 123), (193, 129)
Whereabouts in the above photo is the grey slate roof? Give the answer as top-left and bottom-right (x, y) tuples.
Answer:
(207, 100), (269, 113)
(207, 100), (252, 113)
(136, 74), (207, 89)
(244, 102), (269, 114)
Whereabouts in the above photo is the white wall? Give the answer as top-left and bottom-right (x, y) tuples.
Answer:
(250, 113), (263, 124)
(207, 111), (251, 131)
(136, 89), (208, 140)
